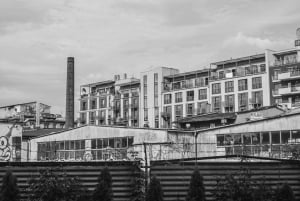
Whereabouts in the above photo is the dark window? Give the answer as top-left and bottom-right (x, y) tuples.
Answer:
(186, 91), (194, 101)
(225, 81), (234, 93)
(252, 77), (262, 89)
(238, 79), (248, 91)
(198, 89), (207, 100)
(212, 83), (221, 94)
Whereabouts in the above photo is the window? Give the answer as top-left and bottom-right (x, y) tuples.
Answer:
(186, 103), (194, 116)
(291, 130), (300, 143)
(260, 64), (266, 72)
(281, 131), (290, 144)
(99, 98), (106, 108)
(154, 73), (158, 82)
(186, 91), (194, 101)
(251, 91), (263, 108)
(198, 89), (207, 100)
(144, 109), (148, 121)
(175, 92), (182, 103)
(155, 107), (159, 119)
(164, 94), (172, 104)
(238, 92), (248, 111)
(80, 113), (86, 124)
(261, 132), (270, 144)
(225, 81), (234, 93)
(238, 79), (248, 91)
(143, 97), (147, 108)
(81, 101), (87, 111)
(195, 77), (207, 87)
(90, 99), (97, 109)
(212, 96), (221, 113)
(252, 77), (262, 89)
(143, 75), (147, 84)
(219, 71), (225, 79)
(212, 83), (221, 94)
(197, 102), (208, 114)
(225, 94), (234, 112)
(89, 112), (96, 125)
(271, 131), (280, 144)
(175, 105), (183, 117)
(185, 79), (194, 88)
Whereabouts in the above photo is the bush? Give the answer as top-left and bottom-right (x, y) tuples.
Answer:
(0, 170), (19, 201)
(27, 167), (88, 201)
(276, 183), (295, 201)
(146, 176), (163, 201)
(92, 167), (113, 201)
(130, 163), (145, 201)
(186, 169), (205, 201)
(214, 168), (274, 201)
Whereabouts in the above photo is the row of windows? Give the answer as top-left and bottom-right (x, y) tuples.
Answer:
(91, 137), (134, 149)
(212, 77), (262, 95)
(211, 91), (263, 112)
(81, 97), (138, 111)
(217, 130), (300, 146)
(164, 102), (209, 118)
(164, 89), (208, 104)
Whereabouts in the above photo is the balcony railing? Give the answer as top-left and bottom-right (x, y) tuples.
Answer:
(270, 58), (299, 67)
(273, 71), (300, 82)
(278, 85), (300, 95)
(163, 81), (208, 92)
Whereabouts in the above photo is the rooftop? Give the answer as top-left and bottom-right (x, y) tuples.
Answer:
(211, 53), (265, 66)
(164, 68), (209, 79)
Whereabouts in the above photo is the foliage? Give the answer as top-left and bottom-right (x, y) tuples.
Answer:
(145, 176), (163, 201)
(214, 167), (275, 201)
(186, 169), (205, 201)
(0, 170), (19, 201)
(26, 167), (89, 201)
(92, 167), (113, 201)
(276, 183), (295, 201)
(130, 162), (145, 201)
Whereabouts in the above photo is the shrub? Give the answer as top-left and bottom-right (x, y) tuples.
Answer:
(0, 170), (19, 201)
(186, 169), (205, 201)
(27, 167), (88, 201)
(146, 176), (163, 201)
(92, 167), (113, 201)
(130, 163), (145, 201)
(276, 183), (295, 201)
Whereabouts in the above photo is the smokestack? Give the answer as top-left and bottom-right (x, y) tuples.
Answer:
(65, 57), (74, 128)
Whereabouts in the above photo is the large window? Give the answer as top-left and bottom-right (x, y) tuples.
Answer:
(37, 140), (85, 161)
(198, 89), (207, 100)
(225, 94), (234, 112)
(238, 92), (248, 111)
(238, 79), (248, 91)
(99, 98), (106, 108)
(225, 81), (234, 93)
(212, 96), (221, 113)
(212, 83), (221, 94)
(164, 94), (172, 104)
(91, 136), (134, 161)
(175, 105), (183, 117)
(252, 77), (262, 89)
(251, 91), (263, 108)
(186, 103), (194, 116)
(80, 101), (87, 111)
(90, 99), (97, 110)
(186, 91), (194, 101)
(175, 92), (182, 103)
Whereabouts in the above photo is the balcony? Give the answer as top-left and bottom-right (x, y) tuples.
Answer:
(270, 58), (299, 67)
(273, 71), (300, 82)
(163, 80), (208, 92)
(278, 85), (300, 95)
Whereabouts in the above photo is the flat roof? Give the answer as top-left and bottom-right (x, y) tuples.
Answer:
(0, 101), (50, 109)
(81, 80), (115, 88)
(164, 68), (210, 79)
(272, 48), (297, 56)
(211, 53), (265, 66)
(176, 112), (236, 123)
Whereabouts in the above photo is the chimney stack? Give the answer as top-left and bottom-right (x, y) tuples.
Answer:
(65, 57), (74, 128)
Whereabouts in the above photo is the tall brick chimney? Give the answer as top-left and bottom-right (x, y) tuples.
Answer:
(65, 57), (74, 128)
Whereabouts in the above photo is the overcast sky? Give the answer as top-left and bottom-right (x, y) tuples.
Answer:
(0, 0), (299, 116)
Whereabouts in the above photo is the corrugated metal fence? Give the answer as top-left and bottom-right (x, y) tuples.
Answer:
(0, 161), (138, 201)
(150, 155), (300, 201)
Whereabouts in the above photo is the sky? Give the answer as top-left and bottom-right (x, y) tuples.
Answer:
(0, 0), (300, 117)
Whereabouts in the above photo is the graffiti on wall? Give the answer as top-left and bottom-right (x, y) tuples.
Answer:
(0, 136), (11, 161)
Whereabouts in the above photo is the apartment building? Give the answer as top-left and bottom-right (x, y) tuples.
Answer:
(161, 69), (210, 128)
(79, 74), (140, 127)
(209, 54), (270, 113)
(267, 29), (300, 109)
(140, 67), (179, 128)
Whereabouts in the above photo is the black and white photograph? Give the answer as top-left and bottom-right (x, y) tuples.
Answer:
(0, 0), (299, 200)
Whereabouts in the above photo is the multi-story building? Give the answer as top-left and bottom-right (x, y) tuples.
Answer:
(268, 29), (300, 109)
(79, 74), (140, 127)
(209, 54), (270, 113)
(161, 69), (210, 128)
(0, 101), (64, 129)
(140, 67), (179, 128)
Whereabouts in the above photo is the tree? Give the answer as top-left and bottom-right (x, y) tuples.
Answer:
(27, 167), (88, 201)
(145, 176), (163, 201)
(130, 163), (145, 201)
(92, 167), (113, 201)
(276, 183), (295, 201)
(0, 170), (19, 201)
(186, 169), (205, 201)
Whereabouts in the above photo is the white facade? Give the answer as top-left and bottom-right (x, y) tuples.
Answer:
(140, 67), (179, 128)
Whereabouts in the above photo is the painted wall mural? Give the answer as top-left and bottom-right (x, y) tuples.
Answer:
(0, 124), (22, 161)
